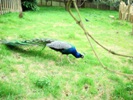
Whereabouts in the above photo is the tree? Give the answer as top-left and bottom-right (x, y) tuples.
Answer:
(21, 0), (38, 11)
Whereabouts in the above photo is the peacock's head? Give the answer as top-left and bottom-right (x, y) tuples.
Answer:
(75, 53), (84, 58)
(80, 53), (84, 58)
(72, 50), (84, 58)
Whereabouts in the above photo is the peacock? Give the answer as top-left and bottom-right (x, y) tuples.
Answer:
(1, 38), (84, 63)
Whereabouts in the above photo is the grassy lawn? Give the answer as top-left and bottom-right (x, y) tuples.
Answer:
(0, 7), (133, 100)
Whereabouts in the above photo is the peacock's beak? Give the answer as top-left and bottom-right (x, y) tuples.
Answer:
(81, 55), (84, 59)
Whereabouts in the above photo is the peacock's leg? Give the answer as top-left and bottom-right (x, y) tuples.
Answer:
(41, 45), (46, 51)
(41, 47), (45, 51)
(60, 54), (63, 63)
(67, 55), (73, 64)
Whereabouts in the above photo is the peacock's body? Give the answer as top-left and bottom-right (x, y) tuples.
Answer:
(1, 38), (84, 63)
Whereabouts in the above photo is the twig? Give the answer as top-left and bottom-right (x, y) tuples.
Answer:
(68, 0), (133, 58)
(67, 0), (133, 78)
(78, 0), (86, 8)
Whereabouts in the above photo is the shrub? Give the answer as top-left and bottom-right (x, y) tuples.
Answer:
(22, 0), (38, 11)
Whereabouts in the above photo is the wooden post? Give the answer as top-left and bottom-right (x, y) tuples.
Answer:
(19, 0), (23, 18)
(127, 5), (131, 21)
(7, 0), (8, 12)
(5, 0), (7, 13)
(9, 0), (11, 12)
(40, 0), (42, 6)
(51, 0), (52, 6)
(19, 0), (22, 12)
(119, 1), (127, 20)
(1, 0), (2, 14)
(2, 0), (4, 14)
(132, 23), (133, 35)
(16, 0), (18, 11)
(59, 0), (61, 6)
(96, 0), (99, 9)
(12, 0), (14, 12)
(10, 0), (13, 12)
(0, 0), (2, 14)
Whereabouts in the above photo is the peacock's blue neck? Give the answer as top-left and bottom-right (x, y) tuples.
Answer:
(69, 47), (81, 58)
(72, 52), (82, 58)
(61, 46), (82, 58)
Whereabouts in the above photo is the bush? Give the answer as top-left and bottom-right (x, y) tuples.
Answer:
(35, 76), (61, 97)
(22, 0), (38, 11)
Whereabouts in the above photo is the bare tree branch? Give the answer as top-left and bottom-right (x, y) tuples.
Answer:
(67, 0), (133, 78)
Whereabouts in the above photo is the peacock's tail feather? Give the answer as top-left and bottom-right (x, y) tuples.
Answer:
(1, 38), (55, 48)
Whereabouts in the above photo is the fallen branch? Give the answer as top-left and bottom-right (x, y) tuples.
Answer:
(67, 0), (133, 78)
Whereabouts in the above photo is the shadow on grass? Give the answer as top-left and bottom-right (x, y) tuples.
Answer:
(4, 45), (84, 66)
(5, 45), (57, 61)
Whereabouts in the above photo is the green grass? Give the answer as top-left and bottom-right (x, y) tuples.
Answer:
(113, 82), (133, 100)
(0, 7), (133, 100)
